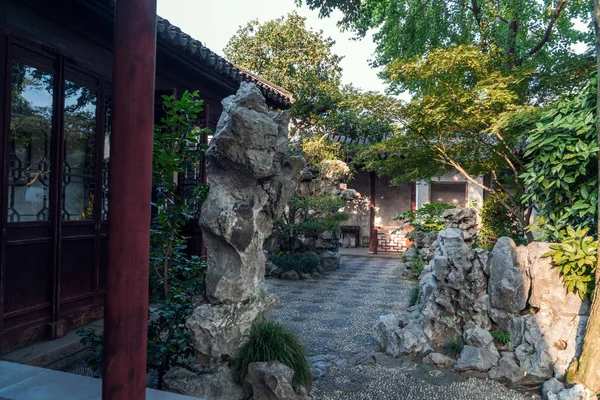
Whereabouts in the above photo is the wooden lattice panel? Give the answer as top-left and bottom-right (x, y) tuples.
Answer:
(376, 228), (410, 253)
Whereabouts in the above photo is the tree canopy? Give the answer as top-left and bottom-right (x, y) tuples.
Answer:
(224, 12), (402, 145)
(355, 45), (538, 236)
(224, 12), (342, 133)
(300, 0), (594, 101)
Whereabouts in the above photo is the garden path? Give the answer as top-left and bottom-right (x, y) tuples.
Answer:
(266, 255), (534, 400)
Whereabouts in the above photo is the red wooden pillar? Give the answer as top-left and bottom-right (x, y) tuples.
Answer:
(102, 0), (157, 399)
(410, 182), (416, 211)
(369, 172), (377, 254)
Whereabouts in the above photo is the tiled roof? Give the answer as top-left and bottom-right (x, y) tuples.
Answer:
(156, 17), (294, 109)
(327, 134), (371, 145)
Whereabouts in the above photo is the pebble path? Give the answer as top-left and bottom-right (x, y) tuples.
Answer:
(266, 255), (535, 400)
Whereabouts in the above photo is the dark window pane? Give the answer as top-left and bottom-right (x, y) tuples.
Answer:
(8, 61), (54, 222)
(62, 80), (97, 220)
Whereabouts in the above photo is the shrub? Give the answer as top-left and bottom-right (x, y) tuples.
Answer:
(543, 226), (597, 300)
(476, 192), (525, 251)
(490, 330), (511, 346)
(78, 328), (103, 374)
(269, 252), (320, 274)
(443, 337), (464, 358)
(410, 255), (426, 279)
(233, 320), (312, 389)
(408, 285), (419, 307)
(521, 79), (597, 242)
(275, 194), (349, 251)
(394, 203), (456, 233)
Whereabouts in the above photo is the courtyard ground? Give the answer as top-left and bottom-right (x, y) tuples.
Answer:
(266, 255), (538, 400)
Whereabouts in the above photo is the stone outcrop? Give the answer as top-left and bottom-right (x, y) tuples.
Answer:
(243, 362), (311, 400)
(373, 230), (591, 391)
(442, 208), (477, 245)
(183, 83), (303, 370)
(163, 364), (245, 400)
(547, 384), (592, 400)
(186, 293), (277, 362)
(375, 229), (490, 357)
(267, 230), (343, 274)
(399, 207), (478, 266)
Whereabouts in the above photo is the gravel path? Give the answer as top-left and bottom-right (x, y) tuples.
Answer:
(266, 255), (536, 400)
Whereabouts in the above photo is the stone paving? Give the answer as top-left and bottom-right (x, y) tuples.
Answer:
(266, 255), (536, 400)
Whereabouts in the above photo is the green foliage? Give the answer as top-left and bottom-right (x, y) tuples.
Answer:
(77, 328), (103, 373)
(410, 256), (426, 279)
(490, 330), (511, 346)
(477, 192), (525, 250)
(299, 0), (593, 102)
(395, 203), (456, 233)
(233, 320), (312, 389)
(151, 91), (209, 300)
(275, 195), (348, 251)
(443, 338), (465, 358)
(79, 92), (209, 388)
(356, 46), (535, 236)
(543, 226), (597, 300)
(408, 285), (419, 307)
(149, 91), (209, 386)
(321, 84), (402, 143)
(521, 78), (598, 242)
(269, 252), (321, 274)
(224, 12), (341, 136)
(224, 12), (402, 147)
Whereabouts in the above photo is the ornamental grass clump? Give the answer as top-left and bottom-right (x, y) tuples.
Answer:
(233, 320), (312, 389)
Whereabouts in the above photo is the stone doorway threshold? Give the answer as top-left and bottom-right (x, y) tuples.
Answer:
(0, 360), (202, 400)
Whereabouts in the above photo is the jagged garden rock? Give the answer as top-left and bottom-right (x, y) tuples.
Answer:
(454, 345), (500, 372)
(187, 294), (278, 363)
(546, 385), (592, 400)
(199, 82), (304, 304)
(243, 362), (311, 400)
(163, 364), (244, 400)
(422, 352), (456, 368)
(372, 228), (592, 393)
(186, 82), (303, 366)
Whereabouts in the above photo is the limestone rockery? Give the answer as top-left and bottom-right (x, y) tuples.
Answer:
(374, 229), (591, 398)
(164, 83), (306, 400)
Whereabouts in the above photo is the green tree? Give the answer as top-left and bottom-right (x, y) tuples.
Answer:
(224, 12), (342, 135)
(299, 0), (593, 101)
(356, 45), (536, 239)
(224, 13), (403, 146)
(322, 84), (402, 142)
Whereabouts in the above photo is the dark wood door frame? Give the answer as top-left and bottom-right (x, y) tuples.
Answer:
(0, 37), (110, 352)
(0, 28), (9, 334)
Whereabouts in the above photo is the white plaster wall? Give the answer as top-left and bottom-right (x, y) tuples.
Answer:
(416, 182), (430, 209)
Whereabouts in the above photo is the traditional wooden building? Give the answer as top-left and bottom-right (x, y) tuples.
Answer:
(0, 0), (293, 355)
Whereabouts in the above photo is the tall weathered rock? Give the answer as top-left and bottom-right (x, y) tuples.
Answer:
(186, 82), (304, 363)
(488, 237), (530, 330)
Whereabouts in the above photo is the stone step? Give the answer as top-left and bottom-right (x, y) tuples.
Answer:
(0, 319), (103, 368)
(0, 360), (202, 400)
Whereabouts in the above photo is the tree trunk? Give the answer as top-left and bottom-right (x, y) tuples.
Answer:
(566, 0), (600, 393)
